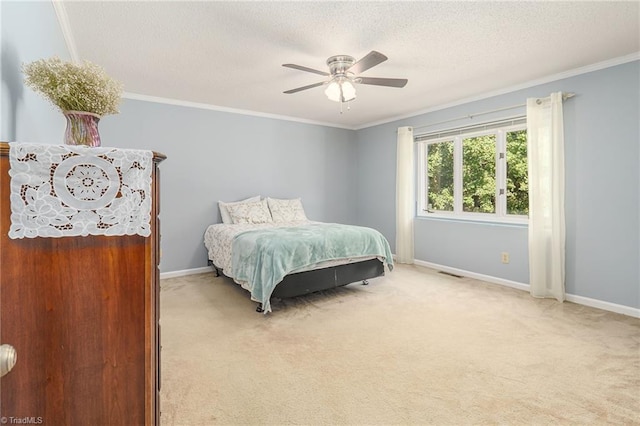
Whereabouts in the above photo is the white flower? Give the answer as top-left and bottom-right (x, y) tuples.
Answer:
(22, 56), (122, 116)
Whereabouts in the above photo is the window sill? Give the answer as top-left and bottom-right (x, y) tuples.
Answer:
(416, 213), (528, 227)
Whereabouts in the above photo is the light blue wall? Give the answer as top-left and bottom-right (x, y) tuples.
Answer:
(1, 1), (68, 143)
(1, 1), (358, 273)
(3, 1), (638, 309)
(356, 61), (640, 309)
(100, 100), (357, 272)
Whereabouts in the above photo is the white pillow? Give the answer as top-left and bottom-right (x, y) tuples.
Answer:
(218, 196), (260, 224)
(227, 199), (273, 224)
(267, 197), (308, 222)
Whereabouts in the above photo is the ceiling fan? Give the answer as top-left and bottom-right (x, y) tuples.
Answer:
(282, 51), (408, 109)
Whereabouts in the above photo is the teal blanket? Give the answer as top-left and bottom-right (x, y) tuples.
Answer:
(231, 223), (393, 313)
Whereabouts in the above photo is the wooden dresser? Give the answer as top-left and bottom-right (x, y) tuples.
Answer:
(0, 142), (165, 425)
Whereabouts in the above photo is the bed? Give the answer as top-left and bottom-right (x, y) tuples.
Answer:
(203, 197), (394, 313)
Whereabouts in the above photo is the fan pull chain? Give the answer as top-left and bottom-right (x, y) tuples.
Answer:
(339, 100), (352, 114)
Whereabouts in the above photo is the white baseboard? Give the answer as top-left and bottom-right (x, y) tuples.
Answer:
(414, 259), (530, 292)
(160, 266), (213, 280)
(160, 261), (640, 318)
(563, 294), (640, 318)
(413, 260), (640, 318)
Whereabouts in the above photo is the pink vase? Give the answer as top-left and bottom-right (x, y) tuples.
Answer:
(63, 111), (102, 147)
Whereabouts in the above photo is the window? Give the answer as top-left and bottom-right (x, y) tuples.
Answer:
(417, 118), (528, 223)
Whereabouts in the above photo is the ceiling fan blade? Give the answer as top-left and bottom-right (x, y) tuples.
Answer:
(283, 81), (326, 94)
(356, 77), (408, 88)
(282, 63), (329, 76)
(349, 51), (388, 75)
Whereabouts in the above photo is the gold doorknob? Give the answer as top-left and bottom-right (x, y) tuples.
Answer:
(0, 344), (17, 377)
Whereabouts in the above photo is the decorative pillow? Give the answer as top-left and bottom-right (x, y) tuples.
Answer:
(219, 196), (260, 224)
(267, 197), (308, 222)
(227, 199), (273, 224)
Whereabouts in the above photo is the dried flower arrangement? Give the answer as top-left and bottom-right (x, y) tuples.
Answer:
(22, 56), (122, 116)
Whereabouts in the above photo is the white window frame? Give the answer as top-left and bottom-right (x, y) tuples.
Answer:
(416, 121), (528, 225)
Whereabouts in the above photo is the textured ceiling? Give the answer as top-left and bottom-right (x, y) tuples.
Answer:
(58, 1), (639, 129)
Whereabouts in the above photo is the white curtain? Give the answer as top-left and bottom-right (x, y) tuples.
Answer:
(396, 126), (414, 264)
(526, 92), (566, 301)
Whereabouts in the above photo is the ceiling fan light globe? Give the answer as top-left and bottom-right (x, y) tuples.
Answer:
(341, 80), (356, 101)
(325, 81), (342, 102)
(325, 80), (357, 103)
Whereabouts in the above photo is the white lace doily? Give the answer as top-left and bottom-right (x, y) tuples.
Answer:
(8, 143), (153, 238)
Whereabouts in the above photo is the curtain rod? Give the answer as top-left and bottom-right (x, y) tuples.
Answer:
(413, 92), (575, 131)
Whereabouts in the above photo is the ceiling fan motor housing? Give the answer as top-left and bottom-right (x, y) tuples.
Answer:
(326, 55), (356, 77)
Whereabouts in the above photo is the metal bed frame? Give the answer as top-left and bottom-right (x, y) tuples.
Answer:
(211, 258), (385, 312)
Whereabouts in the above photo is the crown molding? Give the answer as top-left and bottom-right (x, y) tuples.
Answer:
(121, 92), (356, 130)
(51, 0), (80, 63)
(49, 1), (350, 130)
(50, 0), (637, 133)
(356, 52), (640, 130)
(125, 52), (638, 132)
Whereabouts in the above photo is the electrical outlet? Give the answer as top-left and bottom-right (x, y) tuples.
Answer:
(501, 252), (510, 264)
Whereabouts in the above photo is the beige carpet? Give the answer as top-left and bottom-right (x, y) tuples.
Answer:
(159, 265), (640, 425)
